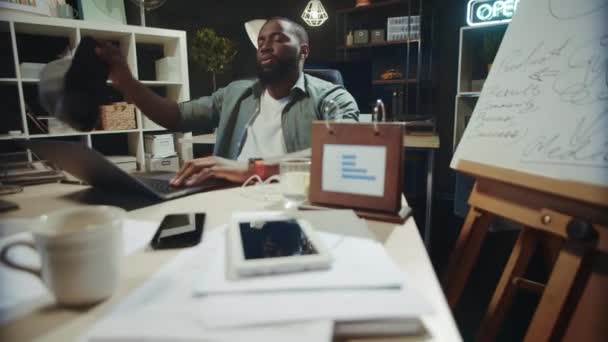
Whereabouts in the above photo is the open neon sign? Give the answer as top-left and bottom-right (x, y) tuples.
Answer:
(467, 0), (520, 26)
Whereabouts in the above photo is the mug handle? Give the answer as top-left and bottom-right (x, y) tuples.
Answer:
(0, 241), (42, 278)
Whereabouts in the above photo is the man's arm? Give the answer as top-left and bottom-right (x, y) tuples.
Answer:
(320, 86), (360, 122)
(170, 149), (311, 186)
(95, 42), (181, 130)
(169, 86), (358, 187)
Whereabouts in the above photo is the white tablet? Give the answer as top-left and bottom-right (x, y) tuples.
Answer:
(227, 214), (333, 277)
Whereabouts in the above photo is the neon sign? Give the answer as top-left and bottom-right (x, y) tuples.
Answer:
(467, 0), (520, 26)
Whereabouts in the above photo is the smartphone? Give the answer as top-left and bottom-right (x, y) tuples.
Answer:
(150, 213), (205, 249)
(227, 216), (332, 277)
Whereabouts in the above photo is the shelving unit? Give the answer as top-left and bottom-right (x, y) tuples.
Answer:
(372, 79), (416, 85)
(336, 39), (419, 49)
(335, 0), (432, 119)
(0, 12), (190, 170)
(453, 22), (507, 149)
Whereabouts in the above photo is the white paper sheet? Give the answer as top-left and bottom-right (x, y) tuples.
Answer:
(451, 0), (608, 187)
(194, 230), (433, 328)
(0, 219), (158, 323)
(198, 286), (433, 328)
(86, 315), (333, 342)
(195, 226), (404, 295)
(87, 227), (432, 335)
(83, 242), (333, 342)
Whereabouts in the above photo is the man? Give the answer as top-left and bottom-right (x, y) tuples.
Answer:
(97, 17), (359, 186)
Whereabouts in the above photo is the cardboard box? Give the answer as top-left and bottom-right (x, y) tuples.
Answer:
(155, 56), (180, 82)
(99, 102), (136, 130)
(371, 29), (385, 43)
(145, 154), (179, 172)
(353, 30), (369, 44)
(38, 116), (76, 134)
(19, 62), (46, 79)
(107, 155), (138, 173)
(173, 132), (193, 167)
(144, 133), (176, 158)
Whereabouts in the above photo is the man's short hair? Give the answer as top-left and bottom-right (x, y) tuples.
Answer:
(265, 17), (309, 45)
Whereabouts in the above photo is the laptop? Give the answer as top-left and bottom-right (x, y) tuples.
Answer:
(24, 139), (229, 200)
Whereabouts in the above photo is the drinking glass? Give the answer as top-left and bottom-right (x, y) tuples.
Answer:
(279, 158), (311, 210)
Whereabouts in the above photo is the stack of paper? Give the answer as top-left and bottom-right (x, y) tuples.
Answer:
(83, 243), (334, 342)
(85, 216), (434, 341)
(194, 227), (404, 294)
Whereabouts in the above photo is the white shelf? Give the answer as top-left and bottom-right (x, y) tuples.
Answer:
(0, 14), (190, 169)
(140, 80), (182, 86)
(0, 77), (18, 83)
(142, 127), (168, 132)
(458, 92), (480, 98)
(29, 132), (87, 138)
(0, 134), (25, 140)
(90, 129), (141, 135)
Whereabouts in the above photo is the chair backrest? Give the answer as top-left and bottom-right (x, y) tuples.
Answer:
(304, 68), (344, 86)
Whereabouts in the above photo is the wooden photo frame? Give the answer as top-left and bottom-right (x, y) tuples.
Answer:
(309, 121), (404, 215)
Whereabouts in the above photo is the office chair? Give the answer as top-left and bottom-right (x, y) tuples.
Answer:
(304, 68), (344, 86)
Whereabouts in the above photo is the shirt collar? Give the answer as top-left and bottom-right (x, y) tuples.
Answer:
(251, 71), (307, 98)
(291, 72), (306, 94)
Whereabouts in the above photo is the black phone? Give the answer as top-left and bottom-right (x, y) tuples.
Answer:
(150, 213), (205, 249)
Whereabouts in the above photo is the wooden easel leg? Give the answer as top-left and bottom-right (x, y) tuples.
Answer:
(524, 241), (585, 342)
(562, 253), (608, 341)
(476, 228), (539, 342)
(540, 235), (563, 269)
(443, 206), (495, 308)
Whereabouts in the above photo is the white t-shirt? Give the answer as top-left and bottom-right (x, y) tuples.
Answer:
(237, 89), (290, 161)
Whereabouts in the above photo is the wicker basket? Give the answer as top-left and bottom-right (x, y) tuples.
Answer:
(99, 102), (136, 130)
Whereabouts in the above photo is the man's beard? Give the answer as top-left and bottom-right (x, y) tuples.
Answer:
(256, 56), (298, 84)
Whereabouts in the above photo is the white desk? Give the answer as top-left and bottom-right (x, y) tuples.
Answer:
(182, 133), (441, 250)
(0, 183), (460, 341)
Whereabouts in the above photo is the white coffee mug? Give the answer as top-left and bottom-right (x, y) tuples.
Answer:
(0, 206), (125, 307)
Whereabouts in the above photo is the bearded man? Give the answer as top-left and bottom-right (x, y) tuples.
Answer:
(97, 17), (359, 186)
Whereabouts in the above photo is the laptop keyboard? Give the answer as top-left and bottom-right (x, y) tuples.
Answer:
(136, 173), (229, 196)
(137, 177), (180, 194)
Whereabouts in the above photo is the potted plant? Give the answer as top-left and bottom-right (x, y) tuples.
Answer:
(190, 28), (238, 91)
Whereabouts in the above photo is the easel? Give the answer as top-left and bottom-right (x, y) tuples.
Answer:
(443, 160), (608, 341)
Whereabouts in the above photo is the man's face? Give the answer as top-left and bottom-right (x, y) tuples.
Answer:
(256, 20), (305, 83)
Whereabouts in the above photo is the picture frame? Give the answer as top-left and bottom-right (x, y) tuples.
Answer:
(78, 0), (126, 25)
(0, 0), (53, 16)
(309, 121), (405, 217)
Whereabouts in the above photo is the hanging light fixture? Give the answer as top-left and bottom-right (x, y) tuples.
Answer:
(301, 0), (328, 27)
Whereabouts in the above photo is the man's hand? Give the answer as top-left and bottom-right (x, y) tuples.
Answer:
(95, 41), (135, 90)
(170, 156), (253, 186)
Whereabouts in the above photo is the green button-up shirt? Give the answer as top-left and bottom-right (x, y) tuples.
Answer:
(178, 74), (359, 159)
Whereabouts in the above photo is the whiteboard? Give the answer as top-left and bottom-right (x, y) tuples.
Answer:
(451, 0), (608, 187)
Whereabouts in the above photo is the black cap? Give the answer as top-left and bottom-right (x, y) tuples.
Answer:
(39, 36), (109, 131)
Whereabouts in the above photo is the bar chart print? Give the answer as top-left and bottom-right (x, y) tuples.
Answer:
(322, 144), (386, 196)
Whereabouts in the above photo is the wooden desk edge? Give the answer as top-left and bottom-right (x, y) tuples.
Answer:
(184, 133), (441, 149)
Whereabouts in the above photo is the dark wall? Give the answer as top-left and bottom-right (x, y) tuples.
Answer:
(138, 0), (351, 98)
(137, 0), (469, 196)
(433, 0), (468, 194)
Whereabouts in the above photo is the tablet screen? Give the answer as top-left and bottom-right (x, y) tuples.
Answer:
(239, 219), (318, 259)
